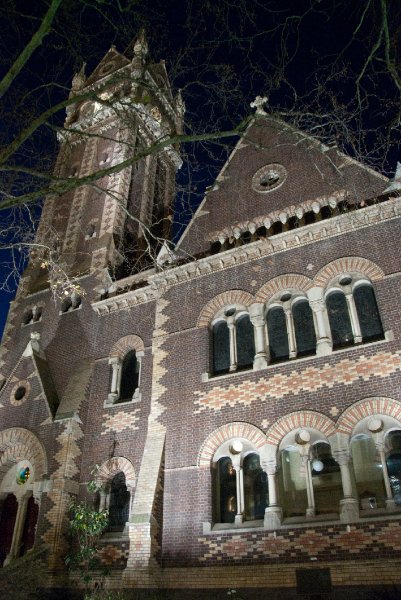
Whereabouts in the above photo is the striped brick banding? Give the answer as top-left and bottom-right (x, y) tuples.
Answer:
(255, 273), (314, 302)
(110, 334), (144, 358)
(314, 256), (385, 287)
(198, 422), (265, 466)
(337, 396), (401, 434)
(197, 290), (255, 327)
(266, 410), (336, 446)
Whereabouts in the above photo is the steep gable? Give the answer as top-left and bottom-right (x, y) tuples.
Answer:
(84, 46), (130, 87)
(177, 115), (388, 257)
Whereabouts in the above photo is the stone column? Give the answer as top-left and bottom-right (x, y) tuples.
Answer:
(99, 488), (107, 512)
(107, 357), (121, 404)
(284, 305), (297, 358)
(262, 460), (282, 530)
(227, 317), (237, 372)
(333, 450), (359, 522)
(296, 430), (315, 516)
(307, 287), (332, 356)
(249, 303), (268, 370)
(368, 418), (396, 510)
(234, 465), (243, 524)
(345, 291), (362, 343)
(4, 492), (30, 565)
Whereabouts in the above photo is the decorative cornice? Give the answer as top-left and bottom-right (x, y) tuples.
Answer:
(91, 196), (401, 316)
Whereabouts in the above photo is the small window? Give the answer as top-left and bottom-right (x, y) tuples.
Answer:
(353, 284), (384, 343)
(108, 472), (130, 532)
(236, 315), (255, 370)
(61, 294), (81, 314)
(243, 453), (268, 520)
(212, 321), (230, 375)
(293, 300), (316, 357)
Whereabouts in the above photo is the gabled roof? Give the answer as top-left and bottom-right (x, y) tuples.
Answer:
(84, 46), (130, 87)
(176, 114), (388, 257)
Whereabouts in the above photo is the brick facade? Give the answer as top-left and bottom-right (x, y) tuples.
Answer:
(1, 35), (401, 598)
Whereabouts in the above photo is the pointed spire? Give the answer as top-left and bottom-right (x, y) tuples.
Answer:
(133, 28), (148, 60)
(71, 63), (86, 91)
(176, 89), (185, 117)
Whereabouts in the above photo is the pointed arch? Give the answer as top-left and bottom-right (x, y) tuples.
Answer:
(198, 422), (265, 466)
(314, 257), (385, 288)
(96, 456), (136, 488)
(0, 428), (47, 484)
(266, 411), (336, 447)
(197, 290), (255, 328)
(255, 274), (313, 303)
(337, 397), (401, 435)
(109, 335), (144, 359)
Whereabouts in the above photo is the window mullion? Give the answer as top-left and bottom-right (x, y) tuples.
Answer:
(345, 292), (362, 343)
(227, 317), (237, 372)
(284, 307), (297, 358)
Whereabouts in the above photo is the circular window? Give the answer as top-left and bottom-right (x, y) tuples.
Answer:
(10, 380), (30, 406)
(252, 163), (287, 193)
(16, 466), (30, 486)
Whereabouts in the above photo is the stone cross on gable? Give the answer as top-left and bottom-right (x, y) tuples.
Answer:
(250, 95), (268, 115)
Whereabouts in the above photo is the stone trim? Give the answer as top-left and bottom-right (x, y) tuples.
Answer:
(266, 411), (336, 446)
(337, 397), (401, 434)
(197, 290), (255, 328)
(198, 422), (265, 467)
(97, 456), (136, 489)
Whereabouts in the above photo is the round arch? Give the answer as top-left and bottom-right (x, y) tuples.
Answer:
(255, 274), (313, 303)
(314, 257), (385, 288)
(197, 290), (255, 328)
(337, 397), (401, 435)
(96, 456), (136, 489)
(266, 411), (336, 447)
(198, 422), (265, 467)
(109, 335), (144, 359)
(0, 428), (47, 485)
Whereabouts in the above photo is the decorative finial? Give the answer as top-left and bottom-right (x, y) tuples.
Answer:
(71, 63), (86, 91)
(384, 162), (401, 193)
(250, 95), (268, 115)
(134, 28), (148, 59)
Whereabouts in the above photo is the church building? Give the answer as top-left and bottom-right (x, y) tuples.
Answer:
(1, 32), (401, 598)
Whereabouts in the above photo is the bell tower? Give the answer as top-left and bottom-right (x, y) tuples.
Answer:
(31, 30), (183, 290)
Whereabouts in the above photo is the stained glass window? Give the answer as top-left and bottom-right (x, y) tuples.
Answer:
(16, 466), (30, 485)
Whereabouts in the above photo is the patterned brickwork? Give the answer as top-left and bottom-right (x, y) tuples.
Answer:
(197, 290), (255, 327)
(198, 422), (265, 466)
(109, 334), (144, 358)
(197, 519), (401, 565)
(337, 396), (401, 434)
(98, 540), (129, 569)
(255, 273), (313, 302)
(267, 411), (336, 445)
(194, 350), (401, 413)
(101, 409), (140, 435)
(314, 256), (385, 287)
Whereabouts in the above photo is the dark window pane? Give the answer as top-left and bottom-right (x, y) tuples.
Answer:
(214, 457), (236, 523)
(293, 300), (316, 357)
(354, 284), (384, 342)
(109, 472), (130, 531)
(243, 453), (268, 520)
(326, 292), (353, 348)
(236, 315), (255, 369)
(119, 350), (138, 401)
(212, 321), (230, 374)
(267, 306), (289, 362)
(387, 431), (401, 505)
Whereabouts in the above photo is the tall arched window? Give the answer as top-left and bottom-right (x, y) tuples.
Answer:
(108, 472), (130, 531)
(213, 440), (269, 525)
(266, 293), (316, 362)
(326, 276), (384, 350)
(211, 307), (255, 375)
(386, 430), (401, 506)
(351, 434), (386, 509)
(119, 350), (139, 402)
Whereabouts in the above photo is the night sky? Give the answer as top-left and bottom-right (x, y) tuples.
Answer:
(0, 0), (400, 336)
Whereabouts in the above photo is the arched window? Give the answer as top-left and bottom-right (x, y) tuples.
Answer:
(119, 350), (139, 402)
(353, 283), (384, 342)
(326, 276), (384, 350)
(267, 306), (289, 363)
(108, 472), (130, 531)
(386, 430), (401, 506)
(326, 291), (354, 348)
(212, 440), (268, 525)
(266, 293), (316, 363)
(211, 307), (255, 375)
(278, 430), (341, 519)
(0, 494), (18, 566)
(351, 434), (386, 509)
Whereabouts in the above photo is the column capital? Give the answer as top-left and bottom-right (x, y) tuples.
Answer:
(332, 449), (351, 466)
